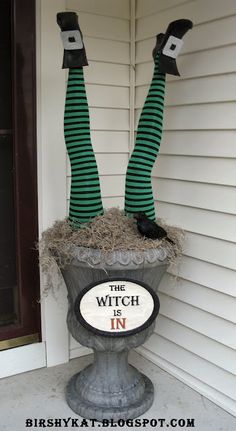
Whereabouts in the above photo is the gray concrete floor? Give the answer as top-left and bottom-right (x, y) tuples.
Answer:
(0, 352), (235, 431)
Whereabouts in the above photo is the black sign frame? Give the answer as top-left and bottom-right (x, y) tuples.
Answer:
(74, 277), (160, 337)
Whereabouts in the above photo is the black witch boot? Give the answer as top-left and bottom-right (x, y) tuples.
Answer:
(153, 19), (193, 75)
(57, 11), (88, 68)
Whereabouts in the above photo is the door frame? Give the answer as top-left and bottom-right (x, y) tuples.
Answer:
(36, 0), (69, 368)
(0, 0), (70, 378)
(0, 0), (41, 343)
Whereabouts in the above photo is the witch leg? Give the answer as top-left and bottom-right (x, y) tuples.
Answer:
(64, 68), (104, 227)
(57, 12), (103, 227)
(124, 19), (192, 221)
(125, 54), (166, 221)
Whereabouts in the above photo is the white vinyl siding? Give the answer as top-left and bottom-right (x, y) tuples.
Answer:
(135, 0), (236, 416)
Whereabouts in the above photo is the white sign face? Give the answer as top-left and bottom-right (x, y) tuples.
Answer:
(75, 279), (159, 336)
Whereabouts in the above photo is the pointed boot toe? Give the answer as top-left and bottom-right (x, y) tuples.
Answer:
(153, 19), (193, 75)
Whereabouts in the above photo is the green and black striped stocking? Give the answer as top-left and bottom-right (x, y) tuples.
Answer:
(125, 54), (166, 221)
(64, 68), (103, 227)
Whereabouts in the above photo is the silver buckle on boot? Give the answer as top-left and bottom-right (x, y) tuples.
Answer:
(162, 36), (183, 59)
(60, 30), (83, 50)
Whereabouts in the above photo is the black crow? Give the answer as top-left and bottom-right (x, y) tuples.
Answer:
(134, 212), (174, 244)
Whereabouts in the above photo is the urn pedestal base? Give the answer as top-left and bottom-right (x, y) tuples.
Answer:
(60, 247), (168, 421)
(66, 351), (154, 421)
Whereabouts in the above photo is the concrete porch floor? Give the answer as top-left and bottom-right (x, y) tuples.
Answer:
(0, 351), (235, 431)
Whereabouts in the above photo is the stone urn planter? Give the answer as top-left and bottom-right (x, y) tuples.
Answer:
(59, 245), (169, 421)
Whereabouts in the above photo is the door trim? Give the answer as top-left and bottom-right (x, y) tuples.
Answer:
(0, 0), (41, 342)
(0, 341), (46, 378)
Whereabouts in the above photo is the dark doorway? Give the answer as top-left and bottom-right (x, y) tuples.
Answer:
(0, 0), (41, 348)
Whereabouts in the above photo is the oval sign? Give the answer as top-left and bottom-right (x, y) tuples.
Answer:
(74, 278), (160, 337)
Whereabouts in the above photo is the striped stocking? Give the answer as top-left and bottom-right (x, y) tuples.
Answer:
(64, 68), (103, 227)
(125, 54), (166, 221)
